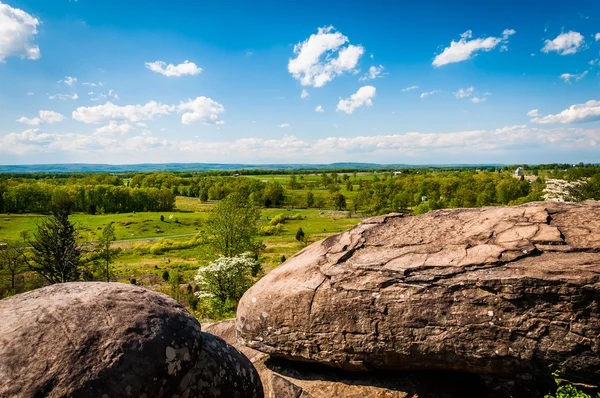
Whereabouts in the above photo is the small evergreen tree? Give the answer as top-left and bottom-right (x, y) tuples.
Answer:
(295, 227), (305, 242)
(162, 270), (170, 281)
(26, 199), (81, 284)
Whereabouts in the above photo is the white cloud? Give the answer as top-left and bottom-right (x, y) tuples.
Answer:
(58, 76), (77, 86)
(16, 116), (41, 126)
(17, 110), (65, 126)
(175, 126), (600, 161)
(73, 101), (173, 124)
(432, 29), (514, 67)
(590, 59), (599, 66)
(300, 89), (309, 99)
(49, 93), (78, 100)
(27, 92), (34, 96)
(82, 81), (104, 87)
(359, 65), (385, 81)
(527, 109), (541, 117)
(420, 90), (441, 99)
(279, 123), (290, 128)
(471, 97), (486, 103)
(542, 31), (584, 55)
(0, 129), (168, 156)
(455, 87), (474, 98)
(336, 85), (376, 114)
(145, 60), (202, 77)
(94, 121), (134, 135)
(530, 100), (600, 124)
(39, 110), (66, 123)
(595, 33), (600, 41)
(315, 105), (324, 113)
(502, 29), (516, 39)
(560, 71), (588, 83)
(4, 126), (600, 162)
(0, 2), (40, 62)
(177, 96), (225, 124)
(89, 90), (118, 102)
(288, 26), (364, 87)
(401, 85), (419, 92)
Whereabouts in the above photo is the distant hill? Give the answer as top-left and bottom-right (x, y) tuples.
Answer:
(0, 162), (503, 173)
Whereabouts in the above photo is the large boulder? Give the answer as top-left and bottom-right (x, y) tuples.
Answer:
(0, 282), (263, 398)
(237, 202), (600, 387)
(207, 320), (527, 397)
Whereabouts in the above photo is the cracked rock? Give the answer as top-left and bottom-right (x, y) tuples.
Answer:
(237, 202), (600, 387)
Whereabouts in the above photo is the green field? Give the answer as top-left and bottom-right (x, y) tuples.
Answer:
(0, 211), (207, 246)
(0, 196), (361, 308)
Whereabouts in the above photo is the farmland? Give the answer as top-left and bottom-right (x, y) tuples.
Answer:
(0, 195), (361, 314)
(2, 164), (599, 320)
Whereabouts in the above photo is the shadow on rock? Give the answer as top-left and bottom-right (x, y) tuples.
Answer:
(263, 357), (543, 398)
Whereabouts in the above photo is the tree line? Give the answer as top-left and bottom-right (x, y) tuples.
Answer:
(0, 183), (175, 214)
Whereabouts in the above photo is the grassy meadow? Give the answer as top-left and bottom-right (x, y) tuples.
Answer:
(0, 195), (361, 306)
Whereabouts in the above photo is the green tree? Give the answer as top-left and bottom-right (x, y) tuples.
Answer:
(288, 175), (299, 190)
(19, 230), (29, 243)
(330, 192), (347, 210)
(98, 222), (116, 282)
(169, 269), (181, 300)
(305, 191), (315, 207)
(295, 227), (305, 242)
(0, 243), (25, 290)
(25, 201), (81, 284)
(295, 227), (307, 246)
(568, 174), (600, 201)
(207, 193), (261, 256)
(162, 270), (170, 281)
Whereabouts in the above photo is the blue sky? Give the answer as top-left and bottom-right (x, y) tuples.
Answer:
(1, 0), (599, 165)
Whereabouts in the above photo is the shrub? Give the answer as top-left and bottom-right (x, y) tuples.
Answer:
(258, 223), (284, 236)
(148, 234), (203, 255)
(544, 371), (600, 398)
(194, 253), (259, 311)
(269, 213), (286, 226)
(413, 202), (431, 215)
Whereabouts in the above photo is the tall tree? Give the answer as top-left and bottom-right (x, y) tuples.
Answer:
(25, 199), (81, 284)
(0, 243), (24, 290)
(206, 193), (261, 256)
(98, 222), (116, 282)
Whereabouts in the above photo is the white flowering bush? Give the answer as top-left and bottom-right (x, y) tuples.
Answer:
(194, 252), (258, 305)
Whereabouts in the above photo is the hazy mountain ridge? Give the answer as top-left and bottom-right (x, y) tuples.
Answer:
(0, 163), (504, 173)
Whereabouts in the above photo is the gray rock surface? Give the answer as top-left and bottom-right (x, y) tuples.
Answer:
(236, 202), (600, 386)
(0, 282), (262, 398)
